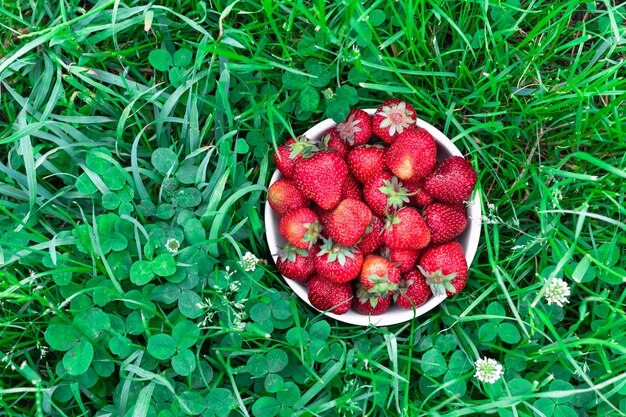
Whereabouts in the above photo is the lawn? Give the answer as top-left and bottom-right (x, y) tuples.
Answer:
(1, 0), (625, 416)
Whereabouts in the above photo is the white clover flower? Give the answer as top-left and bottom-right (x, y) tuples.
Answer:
(474, 357), (503, 384)
(544, 278), (571, 307)
(29, 270), (36, 278)
(230, 280), (241, 292)
(165, 238), (180, 253)
(241, 252), (261, 272)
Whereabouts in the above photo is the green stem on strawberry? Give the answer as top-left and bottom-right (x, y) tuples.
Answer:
(417, 266), (457, 296)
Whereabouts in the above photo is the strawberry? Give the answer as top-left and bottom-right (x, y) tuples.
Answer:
(327, 199), (372, 246)
(381, 247), (420, 273)
(293, 151), (348, 210)
(307, 274), (352, 315)
(278, 207), (321, 249)
(418, 242), (468, 296)
(359, 254), (400, 295)
(385, 129), (436, 182)
(363, 172), (410, 217)
(383, 207), (430, 250)
(422, 156), (477, 204)
(404, 179), (433, 207)
(273, 136), (316, 178)
(336, 109), (373, 147)
(320, 128), (349, 159)
(315, 237), (363, 283)
(268, 178), (311, 217)
(276, 243), (317, 283)
(356, 216), (384, 255)
(352, 282), (391, 315)
(394, 271), (432, 309)
(347, 144), (387, 185)
(423, 203), (467, 244)
(342, 173), (363, 200)
(372, 99), (417, 144)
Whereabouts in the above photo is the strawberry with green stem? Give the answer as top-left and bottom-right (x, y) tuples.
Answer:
(383, 207), (430, 250)
(315, 237), (364, 283)
(359, 254), (400, 295)
(372, 99), (417, 144)
(273, 136), (317, 178)
(276, 243), (317, 283)
(336, 109), (372, 147)
(352, 281), (391, 315)
(385, 128), (437, 182)
(363, 172), (410, 217)
(394, 270), (432, 309)
(381, 246), (420, 274)
(278, 207), (321, 249)
(320, 128), (349, 159)
(356, 216), (385, 255)
(418, 242), (468, 296)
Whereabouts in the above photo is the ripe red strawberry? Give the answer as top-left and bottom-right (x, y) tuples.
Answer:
(273, 136), (316, 178)
(320, 128), (349, 159)
(327, 199), (372, 246)
(336, 109), (373, 147)
(356, 216), (384, 255)
(423, 156), (477, 204)
(342, 173), (363, 200)
(404, 179), (433, 207)
(359, 254), (400, 295)
(276, 243), (316, 283)
(423, 203), (467, 244)
(293, 151), (348, 210)
(372, 99), (417, 144)
(352, 282), (391, 315)
(308, 274), (352, 315)
(363, 172), (410, 217)
(268, 178), (310, 217)
(347, 144), (387, 185)
(381, 247), (420, 273)
(418, 242), (468, 296)
(385, 129), (436, 182)
(278, 207), (321, 249)
(315, 238), (363, 283)
(394, 271), (432, 309)
(383, 207), (430, 250)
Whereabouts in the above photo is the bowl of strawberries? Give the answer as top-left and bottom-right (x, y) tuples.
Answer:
(265, 100), (481, 326)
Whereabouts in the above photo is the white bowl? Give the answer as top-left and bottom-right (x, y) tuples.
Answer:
(264, 108), (481, 326)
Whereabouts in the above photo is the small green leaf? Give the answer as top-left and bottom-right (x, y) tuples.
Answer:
(172, 349), (197, 376)
(508, 378), (533, 396)
(102, 192), (121, 210)
(147, 334), (177, 361)
(178, 391), (206, 415)
(173, 320), (200, 349)
(76, 173), (98, 194)
(276, 382), (300, 407)
(149, 49), (173, 71)
(369, 9), (386, 26)
(266, 350), (288, 373)
(421, 348), (447, 377)
(184, 218), (206, 245)
(74, 308), (111, 340)
(109, 335), (133, 358)
(498, 322), (522, 344)
(299, 85), (320, 112)
(174, 188), (202, 208)
(252, 397), (281, 417)
(478, 322), (498, 343)
(250, 303), (271, 323)
(205, 388), (235, 416)
(309, 320), (331, 340)
(178, 290), (204, 318)
(486, 302), (506, 323)
(63, 339), (94, 376)
(247, 354), (269, 378)
(151, 283), (181, 304)
(264, 373), (284, 393)
(282, 71), (307, 90)
(235, 139), (250, 154)
(151, 254), (176, 277)
(306, 62), (332, 88)
(156, 203), (175, 219)
(151, 148), (178, 175)
(131, 260), (155, 285)
(45, 325), (81, 351)
(325, 99), (350, 122)
(173, 48), (193, 67)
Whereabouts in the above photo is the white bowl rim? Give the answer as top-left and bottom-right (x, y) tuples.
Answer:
(264, 108), (482, 326)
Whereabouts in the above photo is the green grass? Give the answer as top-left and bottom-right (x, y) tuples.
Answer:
(1, 0), (626, 416)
